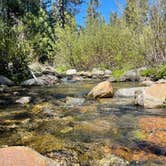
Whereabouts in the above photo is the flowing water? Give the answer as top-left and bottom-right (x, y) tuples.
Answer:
(0, 81), (166, 165)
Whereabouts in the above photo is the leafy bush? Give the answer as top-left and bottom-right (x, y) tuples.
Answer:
(141, 65), (166, 80)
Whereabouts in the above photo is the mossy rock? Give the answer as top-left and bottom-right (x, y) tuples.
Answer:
(22, 133), (66, 153)
(132, 130), (147, 140)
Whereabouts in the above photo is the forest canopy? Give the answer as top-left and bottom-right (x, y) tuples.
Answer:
(0, 0), (165, 81)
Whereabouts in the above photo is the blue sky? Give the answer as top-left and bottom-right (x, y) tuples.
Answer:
(76, 0), (126, 25)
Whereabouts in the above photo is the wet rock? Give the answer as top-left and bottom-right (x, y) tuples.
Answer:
(0, 76), (14, 86)
(21, 75), (59, 86)
(115, 87), (145, 98)
(135, 83), (166, 108)
(88, 81), (113, 99)
(43, 108), (56, 118)
(66, 69), (77, 75)
(95, 154), (129, 166)
(31, 103), (52, 114)
(0, 146), (59, 166)
(46, 150), (80, 166)
(66, 97), (85, 106)
(16, 96), (31, 104)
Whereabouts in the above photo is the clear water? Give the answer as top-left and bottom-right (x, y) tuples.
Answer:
(0, 81), (166, 165)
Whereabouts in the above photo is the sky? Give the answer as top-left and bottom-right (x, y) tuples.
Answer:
(76, 0), (126, 26)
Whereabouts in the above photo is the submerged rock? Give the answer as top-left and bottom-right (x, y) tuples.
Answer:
(88, 81), (113, 99)
(135, 83), (166, 108)
(95, 154), (129, 166)
(138, 116), (166, 147)
(66, 97), (85, 106)
(114, 87), (145, 98)
(0, 146), (59, 166)
(0, 76), (14, 86)
(16, 96), (31, 104)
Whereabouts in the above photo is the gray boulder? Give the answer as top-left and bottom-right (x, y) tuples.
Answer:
(135, 83), (166, 108)
(21, 75), (59, 86)
(114, 87), (145, 98)
(0, 76), (14, 86)
(120, 68), (147, 82)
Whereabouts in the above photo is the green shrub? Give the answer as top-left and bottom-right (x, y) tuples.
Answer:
(141, 65), (166, 80)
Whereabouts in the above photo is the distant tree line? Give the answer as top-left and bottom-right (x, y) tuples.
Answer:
(0, 0), (165, 82)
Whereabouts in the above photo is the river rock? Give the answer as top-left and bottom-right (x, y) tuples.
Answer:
(104, 69), (112, 75)
(115, 87), (145, 98)
(66, 97), (85, 106)
(92, 68), (104, 76)
(0, 146), (59, 166)
(156, 79), (166, 84)
(120, 68), (147, 82)
(140, 80), (154, 86)
(66, 69), (77, 75)
(21, 75), (59, 86)
(120, 69), (140, 82)
(16, 97), (31, 104)
(135, 83), (166, 108)
(78, 71), (92, 78)
(87, 81), (113, 99)
(94, 154), (129, 166)
(0, 76), (14, 86)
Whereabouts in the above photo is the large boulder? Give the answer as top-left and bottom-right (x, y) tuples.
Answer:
(0, 146), (59, 166)
(0, 76), (14, 86)
(66, 69), (77, 75)
(21, 75), (59, 86)
(135, 83), (166, 108)
(87, 81), (113, 99)
(114, 87), (145, 98)
(120, 68), (146, 82)
(120, 70), (140, 82)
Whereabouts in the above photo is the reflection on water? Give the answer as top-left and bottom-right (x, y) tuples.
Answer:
(0, 81), (166, 165)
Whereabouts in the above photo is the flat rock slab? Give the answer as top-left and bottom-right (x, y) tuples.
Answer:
(114, 87), (145, 98)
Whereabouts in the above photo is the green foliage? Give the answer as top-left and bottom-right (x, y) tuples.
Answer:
(141, 64), (166, 80)
(0, 0), (165, 82)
